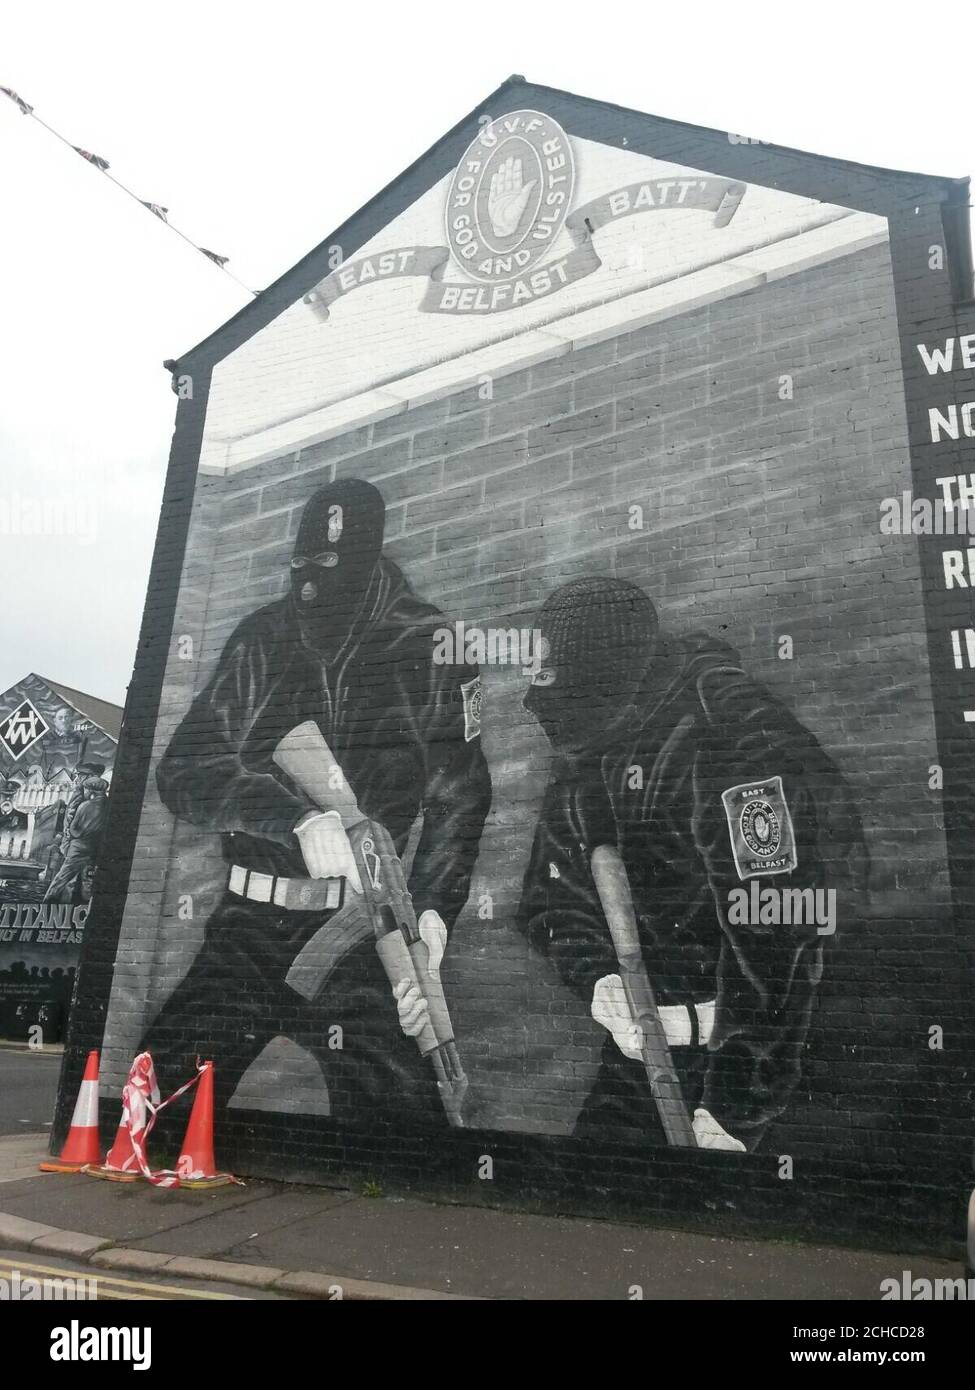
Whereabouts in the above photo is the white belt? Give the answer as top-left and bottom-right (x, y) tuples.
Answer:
(659, 1000), (715, 1048)
(228, 865), (343, 911)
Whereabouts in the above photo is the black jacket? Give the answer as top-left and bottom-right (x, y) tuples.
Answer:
(156, 557), (491, 930)
(517, 633), (866, 1138)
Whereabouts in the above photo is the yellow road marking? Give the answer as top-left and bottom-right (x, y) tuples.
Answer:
(90, 1290), (158, 1301)
(0, 1259), (248, 1300)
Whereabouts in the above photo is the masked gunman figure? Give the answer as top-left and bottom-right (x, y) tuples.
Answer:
(517, 577), (865, 1153)
(145, 479), (491, 1127)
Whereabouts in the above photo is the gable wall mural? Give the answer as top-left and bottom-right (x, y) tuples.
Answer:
(59, 89), (975, 1250)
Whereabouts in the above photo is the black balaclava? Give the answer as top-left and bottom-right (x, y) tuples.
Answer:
(291, 478), (385, 654)
(524, 577), (658, 753)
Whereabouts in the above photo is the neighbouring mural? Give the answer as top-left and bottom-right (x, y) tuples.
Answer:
(63, 85), (975, 1240)
(0, 674), (116, 1040)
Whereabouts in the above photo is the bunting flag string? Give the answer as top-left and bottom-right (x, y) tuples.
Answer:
(1, 82), (256, 296)
(1, 85), (32, 115)
(73, 146), (110, 171)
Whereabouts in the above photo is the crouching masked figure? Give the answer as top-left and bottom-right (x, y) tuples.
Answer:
(144, 479), (491, 1128)
(517, 578), (865, 1152)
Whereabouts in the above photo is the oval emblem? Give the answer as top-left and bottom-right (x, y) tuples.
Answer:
(446, 110), (575, 284)
(740, 799), (782, 858)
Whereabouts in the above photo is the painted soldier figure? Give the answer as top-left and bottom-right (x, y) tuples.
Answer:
(145, 479), (491, 1127)
(517, 577), (865, 1152)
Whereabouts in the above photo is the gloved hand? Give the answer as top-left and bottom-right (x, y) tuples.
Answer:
(293, 810), (363, 893)
(392, 910), (447, 1038)
(692, 1108), (746, 1151)
(591, 974), (643, 1060)
(593, 975), (746, 1151)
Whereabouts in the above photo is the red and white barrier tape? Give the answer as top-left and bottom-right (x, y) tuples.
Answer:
(120, 1051), (202, 1188)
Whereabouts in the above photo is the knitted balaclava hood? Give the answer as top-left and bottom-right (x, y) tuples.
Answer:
(524, 577), (658, 751)
(291, 479), (385, 654)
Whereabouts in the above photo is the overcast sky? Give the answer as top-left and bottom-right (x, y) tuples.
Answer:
(1, 2), (971, 707)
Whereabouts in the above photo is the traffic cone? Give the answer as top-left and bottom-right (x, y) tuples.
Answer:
(85, 1114), (143, 1182)
(40, 1050), (102, 1173)
(174, 1061), (236, 1189)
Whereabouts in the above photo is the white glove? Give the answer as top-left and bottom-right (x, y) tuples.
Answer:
(293, 810), (362, 893)
(692, 1107), (746, 1152)
(416, 909), (447, 971)
(392, 910), (447, 1038)
(593, 976), (746, 1152)
(591, 974), (643, 1061)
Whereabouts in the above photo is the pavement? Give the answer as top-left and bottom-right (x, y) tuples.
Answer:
(0, 1047), (969, 1300)
(0, 1130), (968, 1300)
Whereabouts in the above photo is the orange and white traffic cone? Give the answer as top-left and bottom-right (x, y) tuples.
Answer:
(85, 1114), (143, 1182)
(174, 1061), (237, 1189)
(40, 1050), (102, 1173)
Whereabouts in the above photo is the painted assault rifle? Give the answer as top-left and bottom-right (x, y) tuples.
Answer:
(273, 721), (468, 1128)
(590, 844), (697, 1147)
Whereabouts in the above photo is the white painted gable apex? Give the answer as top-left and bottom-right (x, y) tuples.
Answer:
(201, 131), (886, 475)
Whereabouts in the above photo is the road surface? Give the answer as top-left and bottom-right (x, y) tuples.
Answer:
(0, 1046), (60, 1136)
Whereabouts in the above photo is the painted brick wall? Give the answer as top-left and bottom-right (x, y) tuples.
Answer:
(56, 76), (975, 1260)
(97, 238), (959, 1206)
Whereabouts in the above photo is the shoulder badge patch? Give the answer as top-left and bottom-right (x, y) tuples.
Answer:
(461, 675), (482, 742)
(721, 775), (797, 880)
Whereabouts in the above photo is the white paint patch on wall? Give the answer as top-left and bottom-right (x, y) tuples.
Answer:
(200, 135), (883, 468)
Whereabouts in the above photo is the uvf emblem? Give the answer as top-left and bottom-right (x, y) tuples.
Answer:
(741, 799), (781, 856)
(721, 776), (797, 880)
(446, 111), (575, 283)
(0, 699), (50, 760)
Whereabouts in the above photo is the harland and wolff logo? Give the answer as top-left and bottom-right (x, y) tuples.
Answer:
(0, 698), (50, 761)
(304, 110), (747, 319)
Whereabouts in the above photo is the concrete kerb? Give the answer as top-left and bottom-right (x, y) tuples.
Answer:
(0, 1211), (478, 1300)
